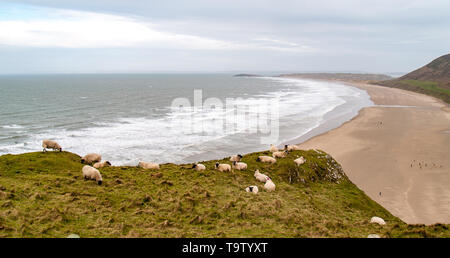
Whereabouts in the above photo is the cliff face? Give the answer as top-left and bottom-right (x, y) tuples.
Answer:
(375, 54), (450, 103)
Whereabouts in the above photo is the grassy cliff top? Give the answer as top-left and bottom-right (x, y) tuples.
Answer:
(0, 150), (448, 238)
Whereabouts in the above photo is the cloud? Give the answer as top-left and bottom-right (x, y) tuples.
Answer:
(0, 6), (315, 53)
(0, 9), (232, 49)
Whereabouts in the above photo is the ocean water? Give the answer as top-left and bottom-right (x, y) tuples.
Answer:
(0, 74), (372, 165)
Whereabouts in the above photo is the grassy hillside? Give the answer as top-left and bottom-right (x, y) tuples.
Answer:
(375, 54), (450, 103)
(0, 150), (449, 238)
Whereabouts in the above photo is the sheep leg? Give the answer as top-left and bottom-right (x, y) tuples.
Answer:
(43, 148), (47, 153)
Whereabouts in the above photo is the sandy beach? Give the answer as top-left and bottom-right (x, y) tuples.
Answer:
(291, 79), (450, 225)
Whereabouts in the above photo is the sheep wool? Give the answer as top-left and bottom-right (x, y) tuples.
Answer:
(81, 153), (102, 164)
(370, 216), (386, 226)
(138, 162), (160, 170)
(93, 161), (112, 169)
(294, 157), (306, 166)
(229, 154), (243, 162)
(192, 163), (206, 171)
(272, 150), (288, 158)
(215, 162), (231, 172)
(269, 144), (278, 153)
(82, 165), (103, 185)
(256, 156), (276, 164)
(232, 161), (247, 171)
(285, 144), (301, 151)
(264, 179), (276, 192)
(245, 186), (259, 194)
(42, 140), (62, 152)
(254, 169), (269, 183)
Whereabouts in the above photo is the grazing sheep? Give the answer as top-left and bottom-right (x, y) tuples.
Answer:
(93, 161), (111, 169)
(81, 153), (102, 164)
(138, 161), (160, 170)
(370, 216), (386, 225)
(256, 156), (276, 164)
(82, 165), (103, 185)
(232, 161), (248, 171)
(294, 156), (306, 166)
(367, 234), (381, 238)
(264, 179), (276, 192)
(192, 163), (206, 171)
(269, 144), (278, 153)
(215, 162), (231, 172)
(42, 140), (62, 152)
(272, 150), (288, 158)
(245, 185), (259, 194)
(229, 154), (243, 162)
(284, 144), (301, 151)
(254, 169), (269, 183)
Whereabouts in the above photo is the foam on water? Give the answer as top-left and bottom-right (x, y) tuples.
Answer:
(0, 75), (371, 165)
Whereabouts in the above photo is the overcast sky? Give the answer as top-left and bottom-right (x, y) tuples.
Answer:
(0, 0), (449, 74)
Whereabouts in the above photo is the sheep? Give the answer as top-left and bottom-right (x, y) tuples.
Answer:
(81, 153), (102, 164)
(294, 156), (306, 166)
(256, 156), (276, 164)
(215, 162), (231, 172)
(93, 161), (111, 169)
(42, 140), (62, 152)
(370, 216), (386, 226)
(82, 165), (103, 185)
(192, 163), (206, 171)
(138, 161), (160, 170)
(272, 150), (288, 158)
(229, 154), (243, 162)
(232, 161), (247, 171)
(284, 144), (301, 151)
(269, 144), (278, 153)
(254, 169), (270, 183)
(245, 185), (259, 194)
(264, 179), (276, 192)
(367, 234), (381, 238)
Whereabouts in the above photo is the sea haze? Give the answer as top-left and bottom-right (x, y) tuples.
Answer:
(0, 74), (372, 165)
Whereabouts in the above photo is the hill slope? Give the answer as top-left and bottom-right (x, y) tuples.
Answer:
(0, 150), (448, 238)
(375, 54), (450, 103)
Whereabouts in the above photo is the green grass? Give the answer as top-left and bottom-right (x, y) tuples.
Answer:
(375, 79), (450, 104)
(0, 150), (449, 238)
(401, 80), (450, 95)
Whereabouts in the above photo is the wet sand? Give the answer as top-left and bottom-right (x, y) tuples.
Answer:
(293, 80), (450, 225)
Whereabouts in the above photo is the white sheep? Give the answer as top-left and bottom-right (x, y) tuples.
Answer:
(269, 144), (278, 153)
(192, 163), (206, 171)
(81, 153), (102, 164)
(272, 150), (288, 158)
(284, 144), (301, 151)
(93, 161), (111, 169)
(138, 161), (160, 170)
(370, 216), (386, 226)
(232, 161), (247, 171)
(294, 156), (306, 166)
(215, 162), (231, 172)
(229, 154), (243, 162)
(367, 234), (381, 238)
(42, 140), (62, 152)
(245, 185), (259, 194)
(82, 165), (103, 185)
(256, 156), (276, 164)
(264, 179), (276, 192)
(254, 169), (270, 183)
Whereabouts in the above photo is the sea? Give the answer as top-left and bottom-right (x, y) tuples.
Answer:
(0, 74), (373, 165)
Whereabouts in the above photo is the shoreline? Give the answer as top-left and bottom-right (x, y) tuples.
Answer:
(287, 77), (450, 225)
